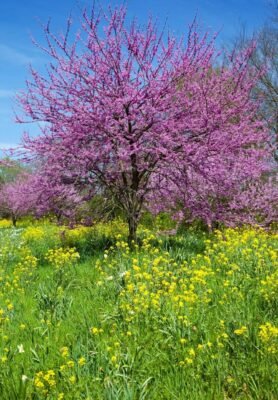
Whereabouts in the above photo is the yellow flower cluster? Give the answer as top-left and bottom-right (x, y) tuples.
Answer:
(0, 219), (11, 229)
(59, 346), (86, 367)
(57, 346), (85, 387)
(259, 323), (278, 354)
(117, 234), (216, 319)
(60, 346), (69, 358)
(234, 326), (248, 336)
(260, 270), (278, 302)
(93, 219), (128, 237)
(11, 250), (37, 293)
(91, 326), (104, 335)
(34, 370), (56, 395)
(0, 243), (38, 341)
(62, 226), (91, 245)
(22, 226), (45, 241)
(45, 247), (80, 269)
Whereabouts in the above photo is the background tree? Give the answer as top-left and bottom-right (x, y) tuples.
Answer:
(17, 6), (274, 244)
(0, 174), (37, 226)
(32, 173), (85, 224)
(232, 1), (278, 142)
(0, 158), (25, 187)
(149, 165), (277, 230)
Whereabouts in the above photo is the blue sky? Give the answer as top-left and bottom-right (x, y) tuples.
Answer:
(0, 0), (271, 150)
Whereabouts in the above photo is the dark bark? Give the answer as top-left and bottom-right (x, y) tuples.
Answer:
(11, 215), (17, 227)
(55, 212), (62, 224)
(127, 213), (139, 247)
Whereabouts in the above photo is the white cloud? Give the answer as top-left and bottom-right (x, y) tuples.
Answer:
(0, 44), (35, 65)
(0, 142), (18, 150)
(0, 89), (17, 99)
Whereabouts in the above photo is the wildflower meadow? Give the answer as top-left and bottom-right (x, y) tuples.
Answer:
(0, 219), (277, 399)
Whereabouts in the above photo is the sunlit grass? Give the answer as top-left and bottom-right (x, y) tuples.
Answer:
(0, 221), (277, 399)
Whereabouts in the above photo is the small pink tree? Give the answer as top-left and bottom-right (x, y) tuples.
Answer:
(149, 169), (277, 230)
(0, 171), (84, 226)
(17, 6), (274, 242)
(32, 173), (84, 223)
(228, 177), (278, 228)
(0, 174), (37, 226)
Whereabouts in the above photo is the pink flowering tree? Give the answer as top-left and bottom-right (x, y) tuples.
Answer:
(228, 176), (278, 228)
(32, 173), (85, 223)
(16, 6), (274, 243)
(0, 169), (83, 226)
(0, 174), (38, 226)
(149, 168), (277, 230)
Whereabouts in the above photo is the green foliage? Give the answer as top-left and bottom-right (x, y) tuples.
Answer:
(0, 158), (27, 186)
(140, 211), (177, 231)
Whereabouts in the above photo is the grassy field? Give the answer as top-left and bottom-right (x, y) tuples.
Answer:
(0, 218), (277, 399)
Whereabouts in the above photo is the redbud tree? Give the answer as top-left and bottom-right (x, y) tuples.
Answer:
(0, 168), (83, 225)
(31, 173), (84, 223)
(149, 165), (277, 229)
(17, 6), (273, 243)
(0, 174), (37, 226)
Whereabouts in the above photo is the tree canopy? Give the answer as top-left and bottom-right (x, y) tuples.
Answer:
(16, 6), (275, 241)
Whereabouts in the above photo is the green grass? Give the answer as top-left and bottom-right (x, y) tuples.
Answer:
(0, 221), (277, 399)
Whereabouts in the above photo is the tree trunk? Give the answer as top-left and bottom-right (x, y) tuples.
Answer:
(127, 214), (138, 248)
(56, 212), (62, 225)
(11, 215), (17, 227)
